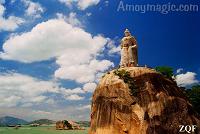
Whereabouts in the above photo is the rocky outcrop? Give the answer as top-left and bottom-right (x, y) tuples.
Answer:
(56, 120), (83, 130)
(89, 67), (200, 134)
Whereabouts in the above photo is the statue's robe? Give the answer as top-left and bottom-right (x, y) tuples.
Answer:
(120, 44), (129, 67)
(120, 36), (138, 67)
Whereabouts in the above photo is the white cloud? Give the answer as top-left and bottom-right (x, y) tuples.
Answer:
(66, 12), (81, 26)
(0, 16), (24, 31)
(62, 87), (85, 95)
(77, 0), (100, 10)
(83, 82), (96, 92)
(0, 72), (59, 107)
(0, 4), (5, 16)
(95, 72), (104, 82)
(0, 18), (114, 83)
(58, 0), (73, 7)
(107, 39), (120, 55)
(22, 0), (44, 18)
(176, 68), (183, 74)
(65, 94), (84, 100)
(0, 0), (5, 4)
(10, 0), (16, 4)
(77, 104), (91, 110)
(86, 12), (92, 16)
(30, 96), (47, 103)
(104, 1), (109, 6)
(55, 59), (113, 83)
(33, 110), (51, 115)
(56, 12), (82, 27)
(2, 96), (22, 107)
(58, 0), (100, 10)
(21, 103), (33, 107)
(175, 72), (199, 87)
(0, 19), (105, 62)
(109, 45), (120, 55)
(0, 72), (87, 107)
(45, 99), (55, 105)
(0, 3), (24, 32)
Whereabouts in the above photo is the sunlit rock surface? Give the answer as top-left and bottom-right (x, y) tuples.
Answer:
(89, 67), (200, 134)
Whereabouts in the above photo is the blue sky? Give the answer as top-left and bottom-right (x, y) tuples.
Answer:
(0, 0), (199, 121)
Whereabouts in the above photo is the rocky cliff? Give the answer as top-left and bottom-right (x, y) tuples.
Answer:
(89, 67), (200, 134)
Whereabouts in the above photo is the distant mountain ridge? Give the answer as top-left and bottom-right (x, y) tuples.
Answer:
(28, 119), (55, 125)
(0, 116), (28, 126)
(0, 116), (90, 127)
(76, 121), (90, 127)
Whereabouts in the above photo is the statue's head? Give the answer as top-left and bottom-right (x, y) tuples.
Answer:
(124, 29), (131, 37)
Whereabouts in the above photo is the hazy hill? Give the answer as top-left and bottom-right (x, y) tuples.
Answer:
(76, 121), (90, 127)
(0, 116), (87, 127)
(28, 119), (55, 125)
(0, 116), (28, 126)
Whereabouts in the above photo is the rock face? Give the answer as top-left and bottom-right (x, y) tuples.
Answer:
(89, 67), (200, 134)
(56, 120), (83, 130)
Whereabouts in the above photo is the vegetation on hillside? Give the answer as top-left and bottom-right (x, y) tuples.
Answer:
(29, 119), (55, 125)
(185, 85), (200, 115)
(113, 69), (138, 96)
(154, 66), (200, 115)
(75, 121), (90, 127)
(155, 66), (174, 79)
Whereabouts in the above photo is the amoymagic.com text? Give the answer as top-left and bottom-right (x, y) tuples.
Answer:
(117, 1), (199, 14)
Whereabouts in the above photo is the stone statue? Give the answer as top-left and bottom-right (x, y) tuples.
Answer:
(120, 29), (138, 67)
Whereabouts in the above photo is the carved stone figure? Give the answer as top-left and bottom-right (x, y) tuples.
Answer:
(120, 29), (138, 67)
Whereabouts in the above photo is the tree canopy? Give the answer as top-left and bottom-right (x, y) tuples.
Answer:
(155, 66), (174, 79)
(185, 85), (200, 115)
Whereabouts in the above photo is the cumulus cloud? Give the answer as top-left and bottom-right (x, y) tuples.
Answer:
(77, 0), (100, 10)
(65, 94), (84, 100)
(0, 72), (58, 107)
(62, 87), (85, 96)
(22, 0), (44, 18)
(0, 18), (106, 62)
(0, 72), (86, 107)
(0, 17), (114, 83)
(58, 0), (73, 7)
(83, 82), (96, 92)
(58, 0), (100, 10)
(55, 59), (113, 83)
(176, 68), (183, 74)
(33, 110), (52, 115)
(56, 12), (82, 27)
(0, 3), (5, 16)
(107, 39), (120, 55)
(10, 0), (16, 4)
(0, 3), (24, 32)
(77, 104), (91, 110)
(86, 12), (92, 16)
(175, 72), (199, 87)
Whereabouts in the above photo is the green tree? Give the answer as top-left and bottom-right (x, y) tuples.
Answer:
(155, 66), (174, 79)
(185, 85), (200, 115)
